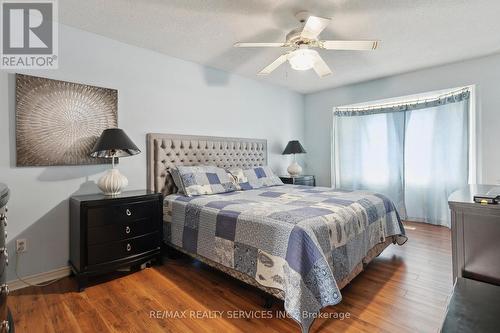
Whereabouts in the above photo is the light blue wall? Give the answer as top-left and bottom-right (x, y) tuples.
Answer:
(304, 52), (500, 187)
(0, 24), (305, 280)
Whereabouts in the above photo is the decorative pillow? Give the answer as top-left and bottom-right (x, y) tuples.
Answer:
(240, 166), (284, 190)
(226, 167), (248, 184)
(169, 167), (186, 195)
(173, 165), (237, 196)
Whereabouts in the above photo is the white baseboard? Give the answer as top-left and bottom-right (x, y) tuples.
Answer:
(8, 266), (72, 291)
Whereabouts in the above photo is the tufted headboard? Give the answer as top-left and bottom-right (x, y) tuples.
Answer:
(147, 133), (267, 196)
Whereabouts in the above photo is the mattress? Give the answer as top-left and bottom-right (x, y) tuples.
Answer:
(163, 184), (406, 332)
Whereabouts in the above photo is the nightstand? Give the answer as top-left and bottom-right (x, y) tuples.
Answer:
(70, 190), (162, 291)
(279, 175), (316, 186)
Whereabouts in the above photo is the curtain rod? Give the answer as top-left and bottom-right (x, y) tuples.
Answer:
(335, 87), (470, 113)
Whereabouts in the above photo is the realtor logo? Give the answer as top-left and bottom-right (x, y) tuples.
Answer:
(1, 0), (58, 69)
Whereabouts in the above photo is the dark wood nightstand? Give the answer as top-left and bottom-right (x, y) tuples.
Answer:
(70, 190), (162, 291)
(279, 175), (316, 186)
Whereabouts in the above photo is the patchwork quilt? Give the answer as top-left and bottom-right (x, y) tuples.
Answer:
(163, 185), (406, 332)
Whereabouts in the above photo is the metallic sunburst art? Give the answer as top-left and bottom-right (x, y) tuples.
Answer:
(16, 74), (118, 166)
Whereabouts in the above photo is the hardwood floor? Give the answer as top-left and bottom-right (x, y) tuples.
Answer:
(9, 221), (452, 333)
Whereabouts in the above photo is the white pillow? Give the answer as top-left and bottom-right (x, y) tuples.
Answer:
(226, 167), (248, 184)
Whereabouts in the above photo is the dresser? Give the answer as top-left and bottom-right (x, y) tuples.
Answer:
(0, 184), (13, 333)
(279, 175), (316, 186)
(448, 185), (500, 285)
(70, 190), (163, 291)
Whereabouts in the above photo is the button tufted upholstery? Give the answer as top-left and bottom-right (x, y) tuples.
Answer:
(147, 133), (267, 196)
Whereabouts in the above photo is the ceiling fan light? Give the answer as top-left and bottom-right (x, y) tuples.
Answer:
(289, 49), (317, 71)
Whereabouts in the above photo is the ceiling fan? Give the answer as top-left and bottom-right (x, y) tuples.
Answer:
(234, 11), (380, 78)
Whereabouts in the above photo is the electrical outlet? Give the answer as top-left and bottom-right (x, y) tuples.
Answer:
(16, 239), (27, 253)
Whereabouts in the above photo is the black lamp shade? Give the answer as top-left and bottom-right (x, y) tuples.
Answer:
(282, 140), (307, 155)
(90, 128), (140, 158)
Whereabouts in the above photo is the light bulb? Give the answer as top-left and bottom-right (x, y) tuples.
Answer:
(288, 49), (317, 71)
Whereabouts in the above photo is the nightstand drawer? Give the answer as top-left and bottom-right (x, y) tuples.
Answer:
(294, 178), (315, 186)
(87, 199), (158, 227)
(279, 175), (316, 186)
(87, 217), (157, 245)
(87, 232), (160, 266)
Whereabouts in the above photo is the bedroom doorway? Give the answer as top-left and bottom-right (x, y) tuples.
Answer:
(332, 86), (476, 227)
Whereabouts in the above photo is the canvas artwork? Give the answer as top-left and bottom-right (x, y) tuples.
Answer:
(16, 74), (118, 166)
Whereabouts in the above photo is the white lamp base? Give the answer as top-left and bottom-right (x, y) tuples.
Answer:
(287, 161), (303, 177)
(97, 168), (129, 196)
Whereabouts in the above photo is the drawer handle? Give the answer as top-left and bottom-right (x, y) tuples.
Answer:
(2, 248), (8, 265)
(126, 209), (132, 216)
(125, 226), (131, 234)
(2, 247), (8, 266)
(0, 284), (9, 295)
(0, 320), (9, 330)
(126, 243), (132, 252)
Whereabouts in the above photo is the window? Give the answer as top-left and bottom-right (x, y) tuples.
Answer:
(333, 87), (475, 227)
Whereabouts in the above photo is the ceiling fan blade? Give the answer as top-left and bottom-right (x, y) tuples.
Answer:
(234, 42), (287, 48)
(321, 40), (379, 50)
(312, 54), (333, 78)
(257, 54), (288, 75)
(301, 15), (331, 40)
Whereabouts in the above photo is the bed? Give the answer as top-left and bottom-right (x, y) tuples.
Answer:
(147, 133), (407, 333)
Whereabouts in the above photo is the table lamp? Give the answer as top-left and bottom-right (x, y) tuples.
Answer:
(282, 140), (306, 176)
(90, 128), (140, 196)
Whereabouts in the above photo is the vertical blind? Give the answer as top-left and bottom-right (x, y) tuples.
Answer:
(333, 90), (470, 227)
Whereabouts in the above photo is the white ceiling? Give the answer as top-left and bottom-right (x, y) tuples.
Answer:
(59, 0), (500, 94)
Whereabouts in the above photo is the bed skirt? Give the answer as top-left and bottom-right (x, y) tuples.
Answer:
(165, 235), (397, 301)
